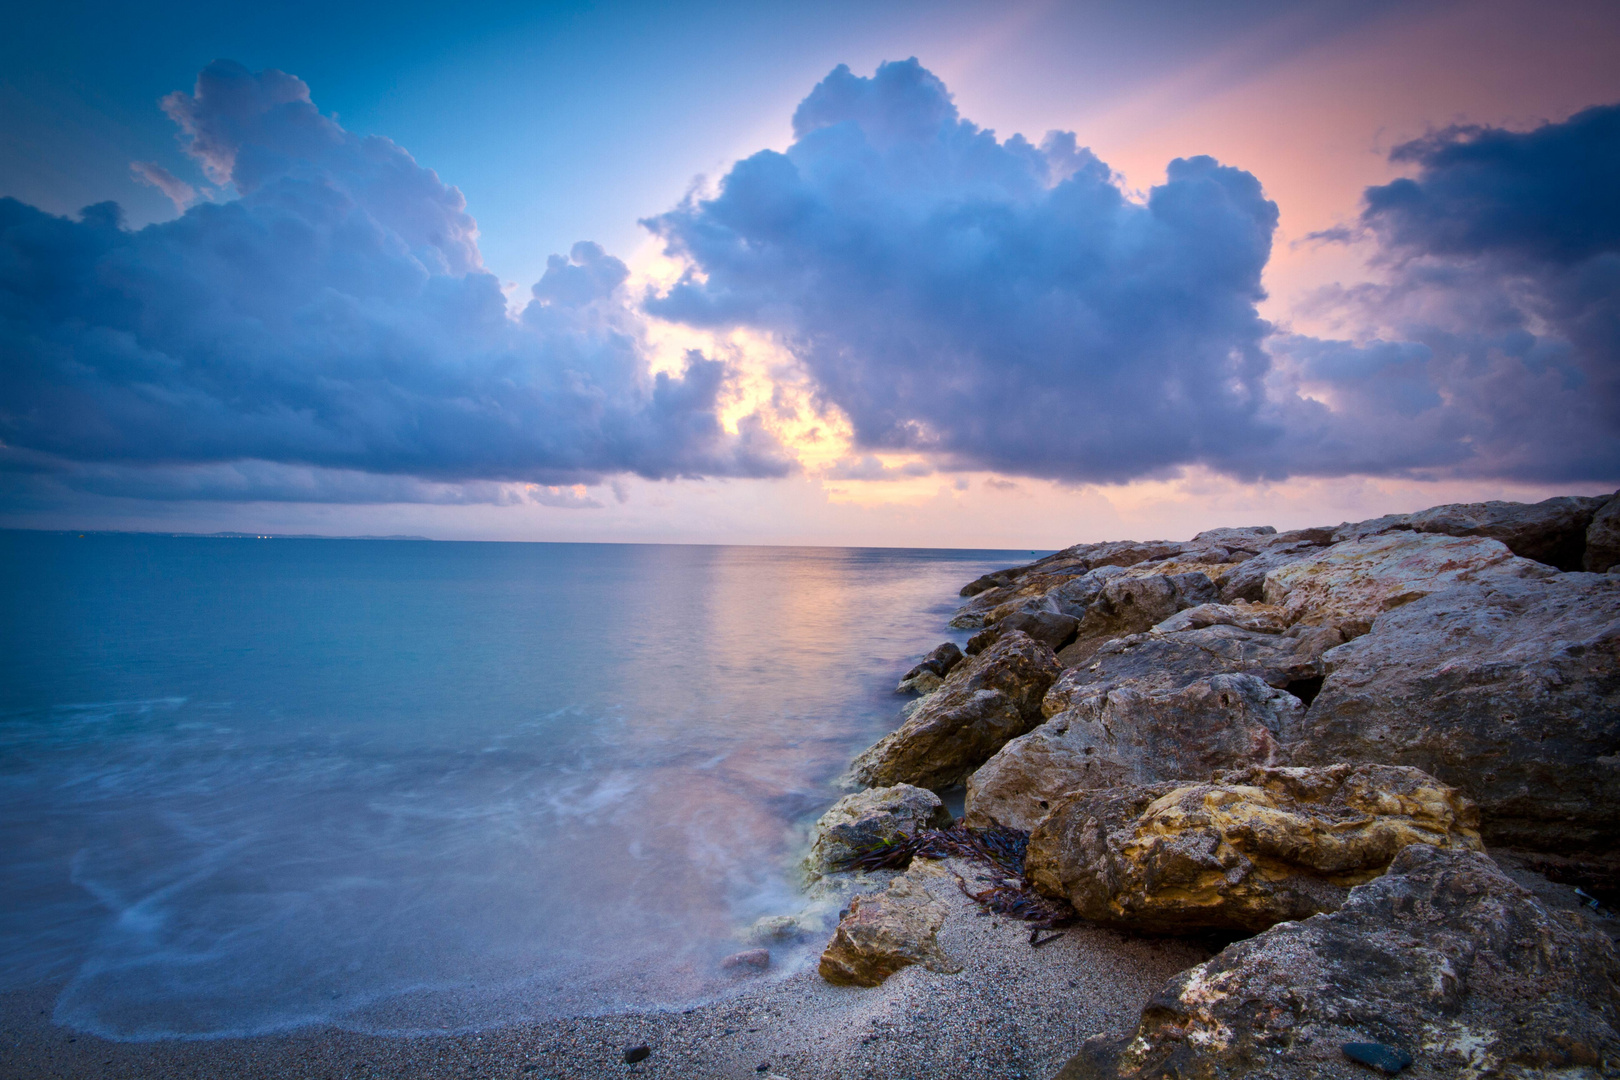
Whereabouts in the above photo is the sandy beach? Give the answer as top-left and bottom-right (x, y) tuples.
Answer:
(0, 857), (1211, 1080)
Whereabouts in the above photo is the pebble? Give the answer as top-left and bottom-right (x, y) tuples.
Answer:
(1342, 1042), (1413, 1074)
(623, 1044), (651, 1064)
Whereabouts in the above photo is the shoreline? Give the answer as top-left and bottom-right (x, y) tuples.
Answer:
(1, 860), (1210, 1079)
(9, 491), (1619, 1078)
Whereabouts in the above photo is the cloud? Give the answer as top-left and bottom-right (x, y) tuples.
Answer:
(129, 162), (198, 213)
(1245, 104), (1620, 482)
(645, 58), (1282, 484)
(646, 59), (1619, 486)
(822, 454), (934, 481)
(0, 61), (789, 511)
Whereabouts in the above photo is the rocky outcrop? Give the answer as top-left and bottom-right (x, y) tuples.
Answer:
(1026, 764), (1482, 935)
(1405, 495), (1609, 572)
(1216, 530), (1337, 603)
(1055, 844), (1620, 1079)
(896, 641), (965, 694)
(803, 784), (952, 878)
(966, 674), (1302, 831)
(1289, 573), (1620, 857)
(952, 541), (1193, 627)
(1262, 532), (1554, 636)
(818, 858), (962, 986)
(1054, 621), (1346, 698)
(849, 631), (1063, 790)
(1588, 494), (1620, 573)
(1056, 572), (1221, 666)
(965, 610), (1078, 655)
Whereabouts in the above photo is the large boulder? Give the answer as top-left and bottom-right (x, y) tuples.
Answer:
(1405, 495), (1609, 571)
(848, 631), (1063, 790)
(802, 784), (952, 878)
(966, 674), (1303, 832)
(1588, 494), (1620, 573)
(1026, 764), (1482, 935)
(1289, 574), (1620, 858)
(1056, 572), (1221, 666)
(1216, 530), (1337, 604)
(1053, 620), (1348, 702)
(1055, 844), (1620, 1079)
(817, 858), (962, 986)
(1262, 532), (1554, 636)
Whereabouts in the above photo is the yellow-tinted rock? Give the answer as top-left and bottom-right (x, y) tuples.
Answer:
(817, 859), (963, 986)
(1027, 763), (1481, 934)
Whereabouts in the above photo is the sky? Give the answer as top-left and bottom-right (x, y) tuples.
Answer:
(2, 0), (1618, 546)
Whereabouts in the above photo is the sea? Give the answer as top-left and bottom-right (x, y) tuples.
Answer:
(0, 531), (1034, 1040)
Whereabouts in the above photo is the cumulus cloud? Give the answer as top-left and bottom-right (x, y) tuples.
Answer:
(0, 61), (789, 511)
(647, 59), (1619, 485)
(645, 58), (1282, 484)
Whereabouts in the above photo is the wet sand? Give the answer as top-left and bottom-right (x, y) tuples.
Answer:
(1, 859), (1210, 1080)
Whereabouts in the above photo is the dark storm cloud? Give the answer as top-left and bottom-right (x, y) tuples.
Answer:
(0, 61), (790, 508)
(647, 60), (1620, 485)
(645, 59), (1282, 484)
(1247, 104), (1620, 482)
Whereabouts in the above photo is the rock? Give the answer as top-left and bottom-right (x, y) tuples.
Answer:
(1191, 526), (1277, 547)
(1405, 495), (1608, 571)
(720, 948), (770, 973)
(1588, 494), (1620, 573)
(952, 541), (1185, 626)
(745, 914), (810, 944)
(1217, 534), (1336, 603)
(818, 859), (963, 986)
(1151, 602), (1290, 635)
(1056, 572), (1221, 666)
(1054, 845), (1620, 1080)
(623, 1044), (651, 1064)
(1262, 532), (1555, 636)
(896, 641), (964, 694)
(965, 610), (1079, 654)
(1289, 574), (1620, 858)
(848, 631), (1063, 790)
(803, 784), (952, 878)
(1026, 763), (1482, 935)
(966, 674), (1303, 832)
(1341, 1042), (1412, 1074)
(1051, 620), (1345, 700)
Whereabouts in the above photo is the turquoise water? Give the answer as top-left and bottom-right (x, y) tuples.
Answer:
(0, 532), (1027, 1039)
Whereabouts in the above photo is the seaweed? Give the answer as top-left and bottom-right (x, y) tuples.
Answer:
(831, 822), (1075, 931)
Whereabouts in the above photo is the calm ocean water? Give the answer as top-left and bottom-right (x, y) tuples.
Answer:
(0, 531), (1032, 1040)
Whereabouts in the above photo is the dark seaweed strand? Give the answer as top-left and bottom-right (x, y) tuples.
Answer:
(830, 823), (1075, 930)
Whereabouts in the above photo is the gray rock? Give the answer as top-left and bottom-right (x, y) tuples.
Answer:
(952, 541), (1184, 626)
(1049, 621), (1345, 700)
(1405, 494), (1609, 571)
(803, 783), (952, 878)
(964, 610), (1078, 655)
(1588, 494), (1620, 573)
(965, 673), (1303, 831)
(1055, 845), (1620, 1079)
(896, 641), (964, 694)
(848, 631), (1063, 790)
(1288, 574), (1620, 861)
(1056, 572), (1220, 666)
(1262, 532), (1555, 637)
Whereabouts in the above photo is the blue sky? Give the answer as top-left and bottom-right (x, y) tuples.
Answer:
(2, 0), (1618, 544)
